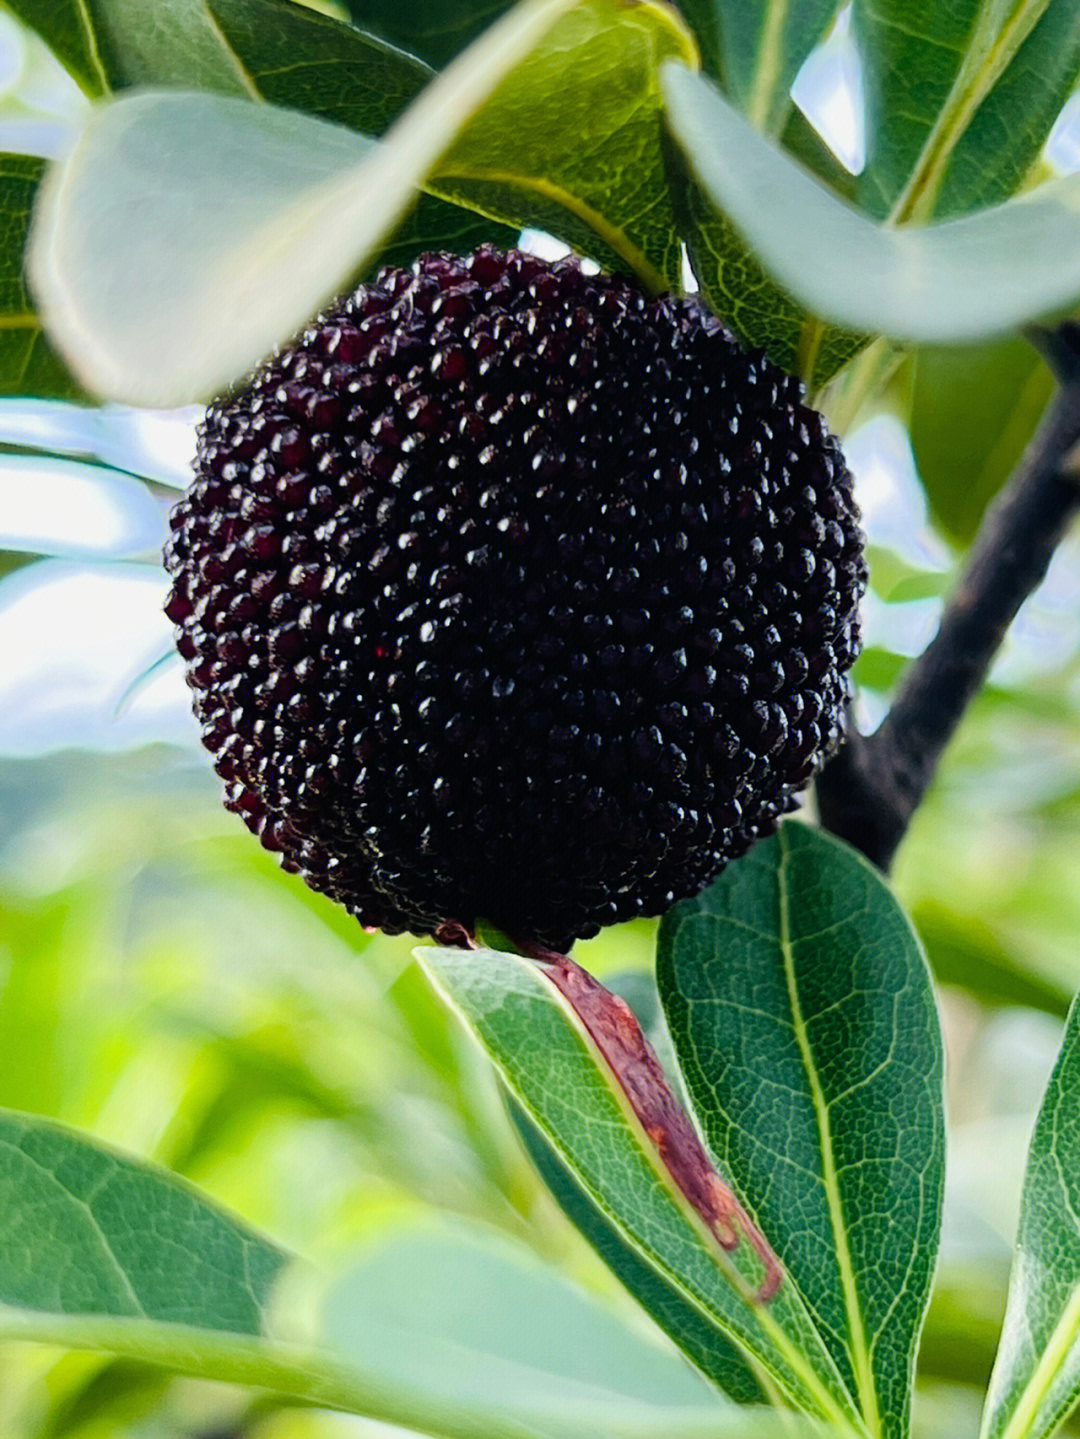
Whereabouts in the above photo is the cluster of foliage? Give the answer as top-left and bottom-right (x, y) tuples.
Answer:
(3, 2), (1080, 1439)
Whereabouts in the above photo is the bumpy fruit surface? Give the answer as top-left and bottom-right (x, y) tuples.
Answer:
(165, 247), (865, 950)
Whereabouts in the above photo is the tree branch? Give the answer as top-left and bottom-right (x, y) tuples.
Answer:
(816, 322), (1080, 870)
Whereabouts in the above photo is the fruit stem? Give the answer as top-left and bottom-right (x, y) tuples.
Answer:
(817, 320), (1080, 869)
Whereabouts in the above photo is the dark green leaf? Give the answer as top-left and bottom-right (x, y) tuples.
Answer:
(851, 0), (982, 218)
(419, 943), (862, 1427)
(657, 822), (945, 1439)
(671, 0), (721, 80)
(338, 0), (517, 68)
(0, 1108), (285, 1332)
(662, 63), (1080, 346)
(780, 106), (859, 202)
(511, 1104), (767, 1405)
(982, 994), (1080, 1439)
(10, 0), (517, 272)
(368, 193), (518, 274)
(707, 0), (840, 134)
(666, 70), (864, 383)
(0, 154), (80, 399)
(6, 0), (430, 129)
(429, 0), (698, 290)
(205, 0), (430, 131)
(0, 1110), (755, 1437)
(854, 0), (1080, 221)
(2, 0), (111, 97)
(910, 336), (1053, 546)
(931, 2), (1080, 219)
(673, 148), (864, 381)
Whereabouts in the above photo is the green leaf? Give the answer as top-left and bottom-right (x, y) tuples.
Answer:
(707, 0), (840, 134)
(6, 0), (430, 127)
(981, 994), (1080, 1439)
(914, 900), (1071, 1017)
(657, 822), (945, 1439)
(662, 63), (1080, 347)
(780, 106), (859, 202)
(10, 0), (516, 268)
(672, 152), (864, 382)
(30, 0), (581, 405)
(0, 1109), (774, 1439)
(376, 194), (518, 274)
(319, 1220), (743, 1432)
(31, 94), (374, 405)
(31, 0), (693, 406)
(854, 0), (1080, 222)
(510, 1105), (768, 1404)
(852, 0), (982, 219)
(664, 45), (864, 384)
(930, 2), (1080, 219)
(0, 154), (80, 399)
(418, 943), (863, 1428)
(339, 0), (518, 68)
(0, 1107), (285, 1331)
(428, 0), (698, 291)
(910, 336), (1053, 546)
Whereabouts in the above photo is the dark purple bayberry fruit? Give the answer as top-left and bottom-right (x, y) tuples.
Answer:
(164, 246), (865, 951)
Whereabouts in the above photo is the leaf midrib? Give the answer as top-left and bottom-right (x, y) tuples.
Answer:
(75, 0), (111, 93)
(202, 1), (263, 100)
(991, 1279), (1080, 1439)
(888, 0), (1052, 223)
(777, 827), (883, 1438)
(747, 0), (790, 132)
(0, 1135), (147, 1317)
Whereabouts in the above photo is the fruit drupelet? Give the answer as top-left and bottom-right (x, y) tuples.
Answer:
(164, 246), (866, 952)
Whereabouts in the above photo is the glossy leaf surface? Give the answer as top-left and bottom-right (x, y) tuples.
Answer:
(339, 0), (518, 68)
(429, 0), (697, 290)
(0, 1107), (285, 1331)
(5, 0), (429, 125)
(512, 1105), (767, 1404)
(714, 0), (839, 133)
(658, 823), (945, 1439)
(854, 0), (1080, 221)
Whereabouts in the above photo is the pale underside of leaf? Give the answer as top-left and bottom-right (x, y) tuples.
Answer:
(29, 0), (583, 405)
(662, 63), (1080, 347)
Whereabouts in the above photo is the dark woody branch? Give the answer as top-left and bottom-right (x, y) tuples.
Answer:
(816, 322), (1080, 870)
